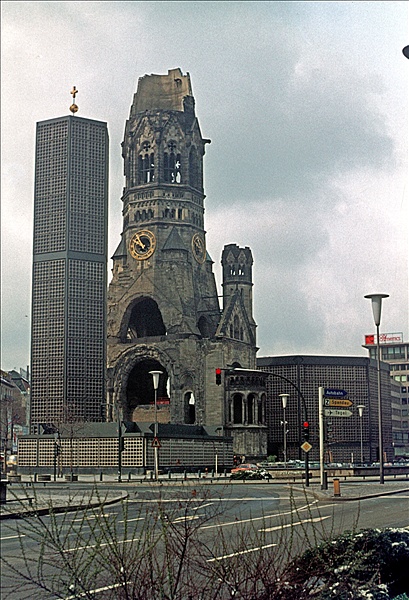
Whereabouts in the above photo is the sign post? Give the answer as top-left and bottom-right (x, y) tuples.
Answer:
(319, 387), (325, 489)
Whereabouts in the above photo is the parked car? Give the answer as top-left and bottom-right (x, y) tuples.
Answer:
(231, 463), (259, 474)
(230, 463), (271, 480)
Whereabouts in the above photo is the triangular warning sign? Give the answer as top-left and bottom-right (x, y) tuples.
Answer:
(152, 437), (161, 448)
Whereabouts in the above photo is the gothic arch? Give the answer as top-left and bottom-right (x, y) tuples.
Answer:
(110, 346), (172, 423)
(120, 297), (166, 342)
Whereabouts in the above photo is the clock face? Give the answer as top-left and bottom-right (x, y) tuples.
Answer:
(129, 230), (156, 260)
(192, 233), (206, 264)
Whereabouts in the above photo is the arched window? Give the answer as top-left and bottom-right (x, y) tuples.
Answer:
(124, 298), (166, 341)
(184, 391), (195, 424)
(164, 141), (181, 183)
(233, 394), (243, 424)
(138, 142), (155, 184)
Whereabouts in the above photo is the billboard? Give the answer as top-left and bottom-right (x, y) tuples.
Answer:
(364, 332), (403, 345)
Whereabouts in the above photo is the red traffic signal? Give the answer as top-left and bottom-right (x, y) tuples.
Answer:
(302, 421), (310, 441)
(215, 368), (222, 385)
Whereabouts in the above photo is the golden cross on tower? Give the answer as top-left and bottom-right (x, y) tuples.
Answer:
(69, 86), (79, 115)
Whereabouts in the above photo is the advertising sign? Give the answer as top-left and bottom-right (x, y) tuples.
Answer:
(365, 332), (403, 345)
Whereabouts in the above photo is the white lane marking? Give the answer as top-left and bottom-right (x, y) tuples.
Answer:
(63, 538), (136, 553)
(118, 517), (144, 523)
(260, 515), (331, 533)
(1, 534), (26, 540)
(173, 515), (201, 522)
(64, 582), (129, 599)
(207, 543), (278, 562)
(200, 501), (319, 530)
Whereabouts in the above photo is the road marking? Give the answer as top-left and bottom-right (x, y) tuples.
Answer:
(173, 515), (201, 522)
(64, 582), (128, 599)
(1, 534), (26, 540)
(62, 538), (136, 553)
(200, 501), (319, 530)
(260, 515), (331, 533)
(207, 542), (278, 562)
(118, 517), (144, 523)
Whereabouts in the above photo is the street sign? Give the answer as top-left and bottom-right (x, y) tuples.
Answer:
(324, 398), (353, 408)
(324, 409), (352, 418)
(152, 437), (161, 448)
(301, 441), (312, 453)
(324, 388), (348, 398)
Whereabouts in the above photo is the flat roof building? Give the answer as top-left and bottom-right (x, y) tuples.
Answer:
(257, 355), (393, 464)
(30, 113), (109, 430)
(363, 334), (409, 459)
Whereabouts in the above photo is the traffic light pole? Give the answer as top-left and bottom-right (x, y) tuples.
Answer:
(319, 386), (325, 489)
(267, 372), (310, 486)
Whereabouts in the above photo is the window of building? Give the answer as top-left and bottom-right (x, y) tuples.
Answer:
(164, 141), (181, 183)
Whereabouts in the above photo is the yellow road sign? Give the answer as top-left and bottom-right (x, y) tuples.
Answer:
(324, 398), (353, 407)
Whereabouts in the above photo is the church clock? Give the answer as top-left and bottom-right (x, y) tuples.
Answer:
(192, 233), (206, 264)
(129, 230), (156, 260)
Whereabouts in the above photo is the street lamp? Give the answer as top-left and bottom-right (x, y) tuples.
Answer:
(279, 394), (290, 468)
(149, 370), (162, 481)
(357, 405), (366, 465)
(364, 293), (389, 484)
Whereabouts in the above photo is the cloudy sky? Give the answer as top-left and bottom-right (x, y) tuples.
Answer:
(1, 1), (408, 372)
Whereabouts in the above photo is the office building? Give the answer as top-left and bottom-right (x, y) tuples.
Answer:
(257, 355), (393, 464)
(30, 113), (109, 429)
(363, 334), (409, 458)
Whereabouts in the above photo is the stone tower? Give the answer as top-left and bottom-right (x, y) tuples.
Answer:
(107, 69), (267, 458)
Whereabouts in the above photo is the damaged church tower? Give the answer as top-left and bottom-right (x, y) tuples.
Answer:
(107, 69), (267, 459)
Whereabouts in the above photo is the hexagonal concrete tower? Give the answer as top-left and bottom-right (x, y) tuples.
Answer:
(107, 69), (267, 459)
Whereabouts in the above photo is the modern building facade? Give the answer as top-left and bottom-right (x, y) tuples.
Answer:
(107, 69), (265, 459)
(30, 114), (109, 430)
(363, 334), (409, 458)
(257, 355), (393, 464)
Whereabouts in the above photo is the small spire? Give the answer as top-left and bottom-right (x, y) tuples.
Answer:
(70, 86), (79, 114)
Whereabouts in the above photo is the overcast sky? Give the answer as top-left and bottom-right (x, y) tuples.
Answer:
(1, 1), (408, 372)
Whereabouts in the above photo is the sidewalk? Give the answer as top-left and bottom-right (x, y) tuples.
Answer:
(1, 474), (408, 520)
(290, 478), (409, 502)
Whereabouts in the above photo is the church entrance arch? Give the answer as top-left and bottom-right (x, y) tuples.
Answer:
(125, 358), (169, 423)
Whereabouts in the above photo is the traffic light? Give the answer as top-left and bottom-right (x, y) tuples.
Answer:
(215, 368), (222, 385)
(119, 436), (125, 452)
(302, 421), (310, 441)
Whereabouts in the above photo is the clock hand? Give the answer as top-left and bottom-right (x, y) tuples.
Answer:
(134, 234), (146, 249)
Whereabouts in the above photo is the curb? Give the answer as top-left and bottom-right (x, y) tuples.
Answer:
(0, 492), (128, 520)
(289, 485), (409, 502)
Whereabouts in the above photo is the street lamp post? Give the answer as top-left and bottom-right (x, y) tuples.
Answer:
(364, 293), (389, 484)
(149, 370), (163, 481)
(279, 394), (289, 468)
(357, 405), (366, 465)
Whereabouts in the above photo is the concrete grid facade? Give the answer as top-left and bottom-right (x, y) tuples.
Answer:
(364, 339), (409, 458)
(30, 116), (109, 429)
(257, 355), (393, 464)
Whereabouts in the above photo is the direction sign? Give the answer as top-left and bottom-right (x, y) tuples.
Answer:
(324, 388), (348, 398)
(301, 441), (312, 453)
(324, 408), (352, 418)
(324, 398), (353, 408)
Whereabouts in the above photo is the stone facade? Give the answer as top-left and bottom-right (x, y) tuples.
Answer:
(107, 69), (267, 459)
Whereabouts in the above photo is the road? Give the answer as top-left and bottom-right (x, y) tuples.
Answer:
(1, 482), (408, 599)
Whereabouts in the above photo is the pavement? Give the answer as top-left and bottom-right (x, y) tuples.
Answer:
(1, 473), (408, 520)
